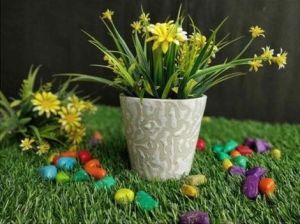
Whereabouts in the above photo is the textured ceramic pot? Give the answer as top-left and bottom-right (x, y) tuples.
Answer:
(120, 95), (207, 180)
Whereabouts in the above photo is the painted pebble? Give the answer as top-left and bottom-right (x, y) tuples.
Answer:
(233, 156), (248, 168)
(39, 165), (57, 181)
(223, 140), (238, 153)
(217, 152), (231, 161)
(228, 166), (246, 176)
(242, 175), (260, 199)
(271, 149), (281, 160)
(60, 151), (78, 158)
(89, 131), (103, 146)
(72, 169), (90, 182)
(95, 176), (116, 189)
(185, 174), (207, 186)
(236, 145), (253, 156)
(223, 159), (233, 170)
(84, 159), (101, 169)
(259, 178), (276, 196)
(196, 138), (206, 151)
(254, 139), (272, 153)
(135, 191), (159, 211)
(78, 150), (92, 164)
(56, 171), (70, 183)
(114, 188), (135, 204)
(48, 152), (59, 164)
(179, 211), (210, 224)
(181, 184), (199, 198)
(245, 167), (267, 178)
(212, 144), (223, 153)
(85, 167), (107, 180)
(230, 150), (241, 158)
(57, 157), (77, 171)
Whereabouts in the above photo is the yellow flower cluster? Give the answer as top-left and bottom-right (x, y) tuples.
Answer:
(248, 26), (287, 72)
(26, 92), (97, 154)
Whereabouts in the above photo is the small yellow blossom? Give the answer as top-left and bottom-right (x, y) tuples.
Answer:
(31, 92), (61, 118)
(131, 21), (142, 33)
(37, 142), (50, 155)
(58, 106), (81, 132)
(83, 101), (97, 113)
(261, 46), (274, 64)
(249, 26), (265, 38)
(102, 9), (114, 21)
(68, 95), (86, 111)
(249, 55), (263, 72)
(139, 12), (150, 23)
(190, 33), (207, 48)
(67, 125), (86, 145)
(20, 138), (35, 151)
(272, 49), (287, 69)
(147, 21), (187, 53)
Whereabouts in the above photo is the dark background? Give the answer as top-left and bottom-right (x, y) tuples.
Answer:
(1, 0), (299, 123)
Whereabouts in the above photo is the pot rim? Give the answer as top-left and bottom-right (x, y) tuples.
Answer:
(120, 94), (207, 102)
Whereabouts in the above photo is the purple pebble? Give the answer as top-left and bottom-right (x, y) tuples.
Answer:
(228, 166), (246, 176)
(246, 167), (267, 178)
(242, 175), (260, 199)
(243, 137), (255, 148)
(179, 211), (209, 224)
(254, 139), (269, 153)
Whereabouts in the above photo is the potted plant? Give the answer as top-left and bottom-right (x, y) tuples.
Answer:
(66, 8), (287, 180)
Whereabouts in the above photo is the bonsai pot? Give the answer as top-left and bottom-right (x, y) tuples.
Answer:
(120, 95), (207, 180)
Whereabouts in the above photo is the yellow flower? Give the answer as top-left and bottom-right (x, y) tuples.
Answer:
(68, 95), (86, 111)
(31, 92), (61, 118)
(249, 26), (265, 38)
(37, 142), (50, 155)
(58, 106), (81, 132)
(190, 33), (207, 48)
(261, 46), (274, 64)
(83, 101), (97, 113)
(67, 125), (86, 145)
(272, 49), (287, 69)
(249, 55), (263, 72)
(20, 138), (35, 151)
(147, 21), (187, 53)
(101, 9), (114, 21)
(139, 12), (150, 23)
(131, 21), (142, 33)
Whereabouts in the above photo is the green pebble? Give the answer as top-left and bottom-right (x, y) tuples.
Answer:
(95, 176), (116, 189)
(223, 140), (238, 153)
(72, 169), (90, 182)
(135, 191), (159, 211)
(217, 152), (231, 161)
(233, 156), (248, 168)
(56, 171), (70, 183)
(212, 144), (223, 153)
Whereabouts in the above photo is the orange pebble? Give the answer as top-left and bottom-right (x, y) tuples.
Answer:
(60, 151), (78, 158)
(84, 159), (101, 170)
(259, 178), (276, 196)
(85, 167), (107, 179)
(230, 150), (241, 158)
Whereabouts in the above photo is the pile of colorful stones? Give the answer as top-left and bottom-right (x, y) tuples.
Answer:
(212, 137), (279, 199)
(181, 174), (207, 198)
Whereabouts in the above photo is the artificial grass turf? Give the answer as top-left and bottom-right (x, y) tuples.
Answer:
(0, 105), (300, 223)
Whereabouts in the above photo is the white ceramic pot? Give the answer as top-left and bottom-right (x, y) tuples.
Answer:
(120, 95), (207, 180)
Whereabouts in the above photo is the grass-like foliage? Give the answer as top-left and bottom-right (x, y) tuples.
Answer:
(66, 7), (287, 99)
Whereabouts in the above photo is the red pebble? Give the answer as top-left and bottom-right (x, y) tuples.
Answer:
(78, 150), (92, 164)
(236, 145), (254, 156)
(196, 138), (206, 151)
(52, 155), (61, 165)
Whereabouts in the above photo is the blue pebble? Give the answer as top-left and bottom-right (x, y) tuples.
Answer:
(57, 157), (77, 170)
(39, 165), (57, 181)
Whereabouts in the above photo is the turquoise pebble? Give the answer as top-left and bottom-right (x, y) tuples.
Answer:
(212, 144), (223, 153)
(217, 152), (231, 161)
(223, 140), (238, 153)
(39, 165), (57, 181)
(95, 176), (116, 189)
(135, 191), (159, 211)
(72, 169), (90, 182)
(57, 157), (77, 171)
(233, 156), (248, 168)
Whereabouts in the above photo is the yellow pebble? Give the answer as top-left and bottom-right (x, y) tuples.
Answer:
(181, 184), (199, 198)
(271, 149), (281, 160)
(185, 174), (207, 186)
(114, 188), (135, 204)
(47, 152), (59, 164)
(223, 159), (233, 170)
